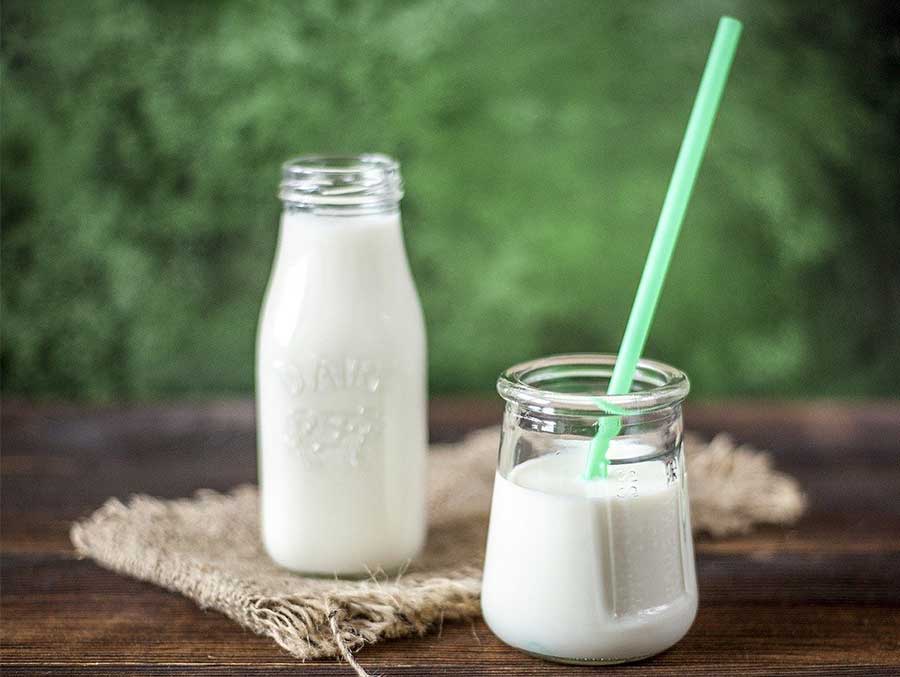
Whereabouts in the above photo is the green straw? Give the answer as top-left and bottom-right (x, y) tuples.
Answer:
(583, 16), (742, 480)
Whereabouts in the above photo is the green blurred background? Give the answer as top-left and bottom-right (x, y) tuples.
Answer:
(2, 0), (898, 400)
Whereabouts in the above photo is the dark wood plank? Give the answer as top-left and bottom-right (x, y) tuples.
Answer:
(2, 553), (898, 674)
(2, 399), (900, 675)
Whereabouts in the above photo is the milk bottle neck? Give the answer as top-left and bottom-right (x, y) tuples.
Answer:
(274, 153), (411, 291)
(276, 208), (403, 252)
(273, 208), (411, 297)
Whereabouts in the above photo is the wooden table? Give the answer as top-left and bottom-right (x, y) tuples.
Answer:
(2, 399), (899, 675)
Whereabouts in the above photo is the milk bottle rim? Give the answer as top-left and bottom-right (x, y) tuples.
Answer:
(279, 153), (403, 214)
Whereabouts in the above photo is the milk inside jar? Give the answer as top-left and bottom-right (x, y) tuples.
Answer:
(257, 155), (427, 575)
(481, 354), (697, 664)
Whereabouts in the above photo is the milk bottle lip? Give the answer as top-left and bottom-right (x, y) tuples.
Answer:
(497, 353), (689, 415)
(279, 153), (404, 214)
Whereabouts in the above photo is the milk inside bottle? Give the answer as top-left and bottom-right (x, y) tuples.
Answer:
(256, 155), (427, 575)
(481, 354), (697, 663)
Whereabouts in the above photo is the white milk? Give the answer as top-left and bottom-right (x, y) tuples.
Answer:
(481, 443), (697, 662)
(257, 207), (427, 575)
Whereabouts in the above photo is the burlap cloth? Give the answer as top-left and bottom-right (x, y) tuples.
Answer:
(71, 428), (805, 669)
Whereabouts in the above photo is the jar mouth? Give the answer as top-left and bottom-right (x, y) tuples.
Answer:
(279, 153), (403, 213)
(497, 353), (690, 414)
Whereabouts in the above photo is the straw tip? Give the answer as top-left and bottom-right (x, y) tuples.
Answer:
(719, 16), (743, 32)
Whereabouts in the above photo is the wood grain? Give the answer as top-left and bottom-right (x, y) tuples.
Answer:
(2, 399), (899, 675)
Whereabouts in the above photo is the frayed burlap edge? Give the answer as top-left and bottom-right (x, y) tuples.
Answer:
(685, 432), (807, 536)
(70, 489), (482, 665)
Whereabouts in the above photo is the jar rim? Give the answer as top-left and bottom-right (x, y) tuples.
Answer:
(497, 353), (690, 414)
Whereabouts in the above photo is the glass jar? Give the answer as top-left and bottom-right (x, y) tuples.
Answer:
(257, 154), (427, 576)
(481, 354), (697, 664)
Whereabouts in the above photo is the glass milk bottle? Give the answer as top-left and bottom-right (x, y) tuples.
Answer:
(481, 354), (697, 664)
(257, 154), (427, 576)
